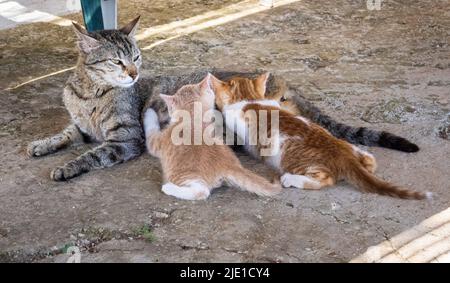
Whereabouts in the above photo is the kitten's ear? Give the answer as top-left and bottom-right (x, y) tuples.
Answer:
(254, 72), (270, 96)
(72, 22), (101, 53)
(160, 94), (175, 107)
(208, 74), (225, 90)
(199, 73), (214, 96)
(120, 16), (140, 37)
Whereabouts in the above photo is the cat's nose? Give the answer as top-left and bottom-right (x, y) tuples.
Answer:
(126, 64), (138, 80)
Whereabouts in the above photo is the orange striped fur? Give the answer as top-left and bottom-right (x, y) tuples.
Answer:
(210, 73), (430, 200)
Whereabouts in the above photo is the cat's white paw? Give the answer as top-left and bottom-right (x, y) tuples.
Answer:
(193, 188), (210, 200)
(161, 183), (180, 197)
(281, 173), (315, 189)
(162, 182), (210, 200)
(281, 173), (297, 188)
(27, 140), (51, 157)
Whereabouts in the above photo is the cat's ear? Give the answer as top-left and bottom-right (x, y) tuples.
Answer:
(120, 16), (140, 37)
(72, 22), (101, 53)
(199, 73), (214, 96)
(208, 74), (225, 90)
(160, 94), (175, 108)
(254, 72), (270, 96)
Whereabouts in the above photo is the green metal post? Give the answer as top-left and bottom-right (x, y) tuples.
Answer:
(80, 0), (104, 32)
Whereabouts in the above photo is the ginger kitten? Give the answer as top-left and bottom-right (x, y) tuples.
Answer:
(143, 74), (281, 200)
(211, 73), (431, 200)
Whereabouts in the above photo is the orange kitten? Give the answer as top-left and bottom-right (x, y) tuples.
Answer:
(143, 74), (281, 200)
(211, 73), (431, 200)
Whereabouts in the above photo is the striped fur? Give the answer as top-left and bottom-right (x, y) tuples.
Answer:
(288, 91), (419, 152)
(212, 74), (429, 200)
(143, 75), (281, 200)
(27, 17), (144, 181)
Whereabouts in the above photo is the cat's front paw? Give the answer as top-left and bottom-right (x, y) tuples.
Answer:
(281, 173), (296, 188)
(27, 140), (51, 157)
(50, 165), (80, 181)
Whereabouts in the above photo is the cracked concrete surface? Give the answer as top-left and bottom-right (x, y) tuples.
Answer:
(0, 0), (449, 262)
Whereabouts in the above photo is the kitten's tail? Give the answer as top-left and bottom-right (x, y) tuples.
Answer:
(290, 92), (419, 152)
(225, 168), (282, 197)
(343, 161), (431, 200)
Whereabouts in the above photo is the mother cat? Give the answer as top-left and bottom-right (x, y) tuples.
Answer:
(27, 17), (419, 181)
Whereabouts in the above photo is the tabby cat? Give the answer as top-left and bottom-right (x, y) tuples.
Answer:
(210, 73), (430, 200)
(143, 74), (281, 200)
(27, 17), (144, 181)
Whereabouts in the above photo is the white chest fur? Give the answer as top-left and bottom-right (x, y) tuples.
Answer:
(223, 100), (284, 170)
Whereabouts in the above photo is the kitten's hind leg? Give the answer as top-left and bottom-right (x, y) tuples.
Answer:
(161, 181), (210, 200)
(27, 124), (83, 157)
(304, 167), (335, 189)
(282, 166), (335, 190)
(281, 173), (322, 190)
(352, 145), (377, 173)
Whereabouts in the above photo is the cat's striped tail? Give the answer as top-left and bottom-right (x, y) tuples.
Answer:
(344, 161), (431, 200)
(290, 93), (419, 152)
(225, 167), (282, 197)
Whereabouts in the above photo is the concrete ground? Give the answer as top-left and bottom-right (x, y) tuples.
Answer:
(0, 0), (449, 262)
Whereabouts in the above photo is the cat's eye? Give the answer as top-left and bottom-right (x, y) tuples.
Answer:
(110, 59), (122, 65)
(133, 55), (140, 62)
